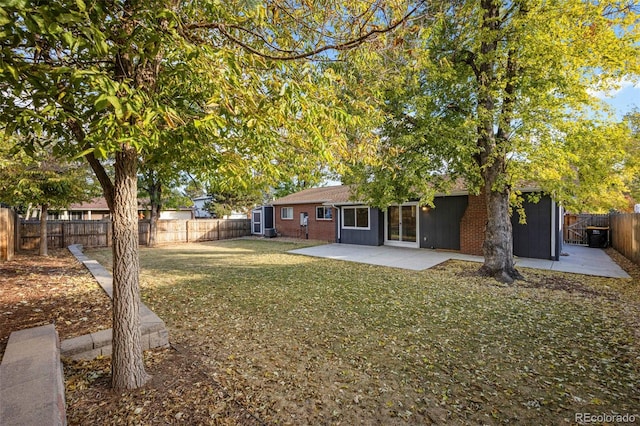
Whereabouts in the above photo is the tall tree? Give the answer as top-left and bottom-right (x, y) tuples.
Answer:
(1, 0), (420, 389)
(341, 0), (639, 282)
(623, 110), (640, 207)
(0, 138), (97, 255)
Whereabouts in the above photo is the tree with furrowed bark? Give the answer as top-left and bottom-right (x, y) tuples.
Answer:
(339, 0), (639, 282)
(0, 0), (422, 390)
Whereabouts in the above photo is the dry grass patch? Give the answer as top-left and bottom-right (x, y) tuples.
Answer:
(74, 240), (640, 425)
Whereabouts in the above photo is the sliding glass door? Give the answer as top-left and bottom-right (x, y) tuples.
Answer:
(386, 204), (417, 247)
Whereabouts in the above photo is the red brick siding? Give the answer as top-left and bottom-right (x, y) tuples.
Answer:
(274, 204), (336, 242)
(460, 190), (487, 256)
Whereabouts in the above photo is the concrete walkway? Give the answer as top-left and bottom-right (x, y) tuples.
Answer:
(289, 243), (630, 278)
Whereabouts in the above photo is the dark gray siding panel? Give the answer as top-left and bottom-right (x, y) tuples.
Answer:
(339, 207), (384, 246)
(419, 196), (468, 250)
(264, 206), (274, 229)
(512, 195), (552, 260)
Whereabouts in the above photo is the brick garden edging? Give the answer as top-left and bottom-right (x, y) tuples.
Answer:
(62, 244), (169, 359)
(0, 245), (170, 425)
(0, 324), (66, 425)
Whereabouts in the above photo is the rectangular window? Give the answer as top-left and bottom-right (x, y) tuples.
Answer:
(342, 206), (370, 229)
(281, 207), (293, 220)
(316, 206), (332, 220)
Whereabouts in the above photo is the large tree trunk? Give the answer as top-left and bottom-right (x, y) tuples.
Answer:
(475, 134), (523, 283)
(479, 181), (522, 283)
(39, 203), (48, 256)
(471, 0), (522, 283)
(111, 144), (149, 390)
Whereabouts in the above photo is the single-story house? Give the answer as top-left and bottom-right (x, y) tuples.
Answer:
(272, 185), (563, 261)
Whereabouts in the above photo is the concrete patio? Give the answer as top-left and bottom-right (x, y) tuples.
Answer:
(289, 243), (630, 278)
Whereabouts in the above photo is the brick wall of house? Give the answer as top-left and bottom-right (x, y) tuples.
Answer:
(460, 189), (487, 255)
(274, 204), (337, 242)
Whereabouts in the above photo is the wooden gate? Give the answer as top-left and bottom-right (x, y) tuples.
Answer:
(563, 214), (609, 245)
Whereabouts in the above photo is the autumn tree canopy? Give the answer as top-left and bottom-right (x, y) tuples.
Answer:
(0, 0), (421, 389)
(339, 0), (639, 282)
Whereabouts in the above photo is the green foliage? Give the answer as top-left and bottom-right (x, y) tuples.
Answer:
(623, 110), (640, 206)
(0, 0), (395, 210)
(339, 0), (640, 213)
(203, 190), (260, 218)
(0, 0), (427, 388)
(521, 119), (636, 213)
(160, 187), (194, 210)
(272, 175), (325, 200)
(0, 136), (98, 212)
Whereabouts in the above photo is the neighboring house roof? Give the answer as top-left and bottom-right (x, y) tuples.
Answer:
(272, 186), (356, 205)
(68, 197), (110, 211)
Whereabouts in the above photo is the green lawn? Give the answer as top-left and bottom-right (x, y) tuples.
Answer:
(87, 239), (640, 424)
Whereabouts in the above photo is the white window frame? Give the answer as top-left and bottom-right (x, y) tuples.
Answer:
(341, 206), (370, 230)
(281, 207), (293, 220)
(316, 206), (332, 221)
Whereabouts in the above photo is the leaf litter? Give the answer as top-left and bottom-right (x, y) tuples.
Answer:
(7, 240), (640, 424)
(0, 249), (112, 362)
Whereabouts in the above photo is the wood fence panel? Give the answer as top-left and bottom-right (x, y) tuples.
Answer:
(155, 220), (188, 244)
(138, 220), (150, 246)
(20, 220), (111, 250)
(0, 208), (16, 261)
(218, 219), (252, 240)
(16, 218), (251, 250)
(610, 213), (640, 265)
(20, 220), (42, 250)
(63, 221), (110, 248)
(188, 219), (220, 242)
(186, 219), (252, 242)
(563, 213), (610, 245)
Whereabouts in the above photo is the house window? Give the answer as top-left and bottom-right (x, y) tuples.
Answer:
(70, 212), (83, 220)
(281, 207), (293, 220)
(342, 206), (370, 229)
(316, 206), (332, 220)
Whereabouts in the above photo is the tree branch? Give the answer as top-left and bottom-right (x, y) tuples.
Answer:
(65, 118), (115, 210)
(185, 1), (427, 61)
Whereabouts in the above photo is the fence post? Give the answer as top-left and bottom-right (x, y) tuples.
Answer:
(107, 220), (112, 247)
(14, 213), (19, 254)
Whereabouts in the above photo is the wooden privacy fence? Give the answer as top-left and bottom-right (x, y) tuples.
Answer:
(0, 208), (17, 261)
(18, 218), (251, 250)
(138, 219), (251, 245)
(610, 213), (640, 266)
(20, 220), (111, 250)
(563, 213), (610, 245)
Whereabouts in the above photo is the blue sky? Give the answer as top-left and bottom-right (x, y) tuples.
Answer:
(590, 78), (639, 119)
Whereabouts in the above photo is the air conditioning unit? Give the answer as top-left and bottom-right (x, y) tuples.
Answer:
(264, 228), (276, 238)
